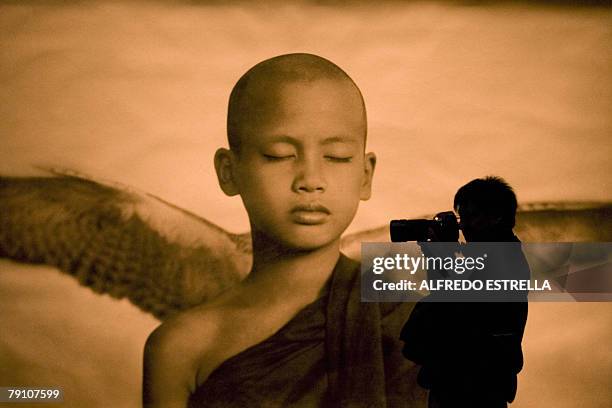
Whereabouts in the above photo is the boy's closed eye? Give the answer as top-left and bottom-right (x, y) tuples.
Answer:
(324, 155), (353, 163)
(323, 144), (355, 163)
(263, 154), (296, 161)
(262, 143), (297, 161)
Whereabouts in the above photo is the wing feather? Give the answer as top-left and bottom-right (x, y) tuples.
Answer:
(0, 173), (251, 320)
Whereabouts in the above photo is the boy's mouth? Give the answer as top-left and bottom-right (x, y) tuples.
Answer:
(291, 203), (330, 225)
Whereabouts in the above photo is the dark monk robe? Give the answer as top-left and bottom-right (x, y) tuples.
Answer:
(188, 254), (427, 407)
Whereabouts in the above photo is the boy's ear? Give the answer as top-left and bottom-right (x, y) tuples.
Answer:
(360, 152), (376, 200)
(214, 148), (240, 196)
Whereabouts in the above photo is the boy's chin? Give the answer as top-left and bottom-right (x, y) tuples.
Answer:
(276, 228), (342, 252)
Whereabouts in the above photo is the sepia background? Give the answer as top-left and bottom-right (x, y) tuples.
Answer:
(1, 1), (611, 407)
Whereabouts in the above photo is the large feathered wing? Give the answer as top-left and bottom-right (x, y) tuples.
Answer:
(0, 172), (252, 320)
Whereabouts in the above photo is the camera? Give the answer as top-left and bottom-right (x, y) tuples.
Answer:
(390, 211), (459, 242)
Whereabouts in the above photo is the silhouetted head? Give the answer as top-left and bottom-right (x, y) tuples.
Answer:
(454, 176), (518, 241)
(215, 53), (375, 251)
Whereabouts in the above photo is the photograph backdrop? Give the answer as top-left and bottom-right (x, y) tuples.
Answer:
(1, 1), (611, 407)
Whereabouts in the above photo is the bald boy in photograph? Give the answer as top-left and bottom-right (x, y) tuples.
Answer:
(143, 53), (426, 407)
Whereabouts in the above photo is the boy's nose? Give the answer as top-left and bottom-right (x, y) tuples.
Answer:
(293, 158), (327, 193)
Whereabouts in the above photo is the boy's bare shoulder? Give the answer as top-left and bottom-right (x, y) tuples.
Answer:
(145, 304), (223, 361)
(143, 304), (227, 406)
(143, 288), (263, 363)
(144, 291), (265, 392)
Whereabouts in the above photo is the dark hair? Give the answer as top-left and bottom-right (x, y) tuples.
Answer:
(453, 176), (518, 229)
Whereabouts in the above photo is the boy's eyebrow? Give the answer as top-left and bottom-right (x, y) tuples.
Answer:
(264, 135), (359, 145)
(264, 135), (299, 145)
(320, 136), (358, 145)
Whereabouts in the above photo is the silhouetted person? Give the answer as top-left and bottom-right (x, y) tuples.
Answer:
(401, 176), (530, 408)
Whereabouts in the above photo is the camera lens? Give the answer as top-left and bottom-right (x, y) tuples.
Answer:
(390, 219), (431, 242)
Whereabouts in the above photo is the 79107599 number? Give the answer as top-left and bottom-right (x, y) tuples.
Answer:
(0, 387), (63, 403)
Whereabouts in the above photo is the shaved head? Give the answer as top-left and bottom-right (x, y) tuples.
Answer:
(227, 53), (367, 152)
